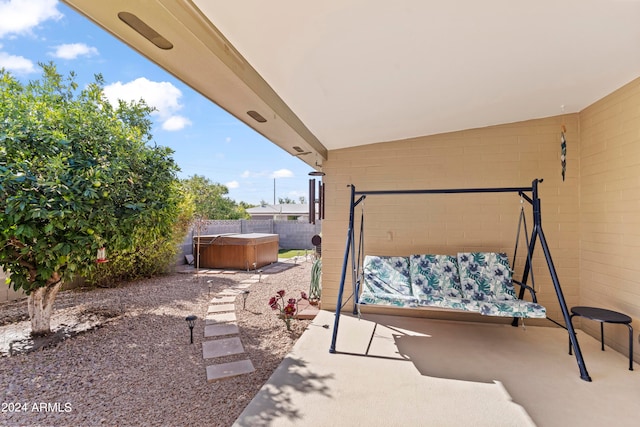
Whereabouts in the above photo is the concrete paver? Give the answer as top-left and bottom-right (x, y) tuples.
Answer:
(204, 323), (240, 337)
(210, 295), (237, 304)
(202, 337), (245, 359)
(205, 312), (237, 325)
(207, 303), (236, 314)
(206, 360), (255, 382)
(219, 288), (244, 296)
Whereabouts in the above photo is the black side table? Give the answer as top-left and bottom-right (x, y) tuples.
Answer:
(569, 306), (633, 371)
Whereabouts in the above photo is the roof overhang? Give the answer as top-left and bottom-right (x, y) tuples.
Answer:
(62, 1), (640, 169)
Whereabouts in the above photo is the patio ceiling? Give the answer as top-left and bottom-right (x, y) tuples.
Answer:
(63, 1), (640, 169)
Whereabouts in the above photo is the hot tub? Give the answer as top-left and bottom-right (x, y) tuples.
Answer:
(195, 233), (279, 270)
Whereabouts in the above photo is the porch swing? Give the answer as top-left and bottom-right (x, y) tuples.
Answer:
(329, 178), (592, 381)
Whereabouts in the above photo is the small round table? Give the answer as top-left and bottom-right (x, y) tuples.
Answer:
(569, 306), (633, 371)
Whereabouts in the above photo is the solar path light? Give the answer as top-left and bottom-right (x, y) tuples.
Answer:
(242, 290), (250, 310)
(185, 315), (197, 344)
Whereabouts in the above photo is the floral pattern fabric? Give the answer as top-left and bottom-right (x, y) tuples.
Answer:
(358, 253), (546, 319)
(360, 256), (415, 307)
(457, 252), (517, 301)
(479, 300), (546, 318)
(410, 254), (462, 299)
(417, 295), (479, 312)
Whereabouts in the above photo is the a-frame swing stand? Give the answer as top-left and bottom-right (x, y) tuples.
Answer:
(329, 178), (591, 382)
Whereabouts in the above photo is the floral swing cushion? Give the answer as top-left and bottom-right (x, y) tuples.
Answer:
(409, 254), (462, 299)
(457, 252), (516, 301)
(409, 254), (478, 312)
(359, 256), (417, 307)
(457, 252), (546, 318)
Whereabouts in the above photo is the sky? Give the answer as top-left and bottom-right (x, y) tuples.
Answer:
(0, 0), (314, 206)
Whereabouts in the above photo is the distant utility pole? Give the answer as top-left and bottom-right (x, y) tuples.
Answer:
(273, 178), (276, 205)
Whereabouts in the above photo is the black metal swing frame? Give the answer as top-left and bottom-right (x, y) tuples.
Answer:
(329, 178), (592, 382)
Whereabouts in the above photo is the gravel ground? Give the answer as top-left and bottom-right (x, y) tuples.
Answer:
(0, 260), (314, 427)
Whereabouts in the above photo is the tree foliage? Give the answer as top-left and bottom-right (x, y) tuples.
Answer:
(278, 197), (296, 204)
(181, 174), (248, 219)
(0, 64), (186, 332)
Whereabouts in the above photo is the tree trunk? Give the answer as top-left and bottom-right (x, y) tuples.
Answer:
(27, 274), (63, 337)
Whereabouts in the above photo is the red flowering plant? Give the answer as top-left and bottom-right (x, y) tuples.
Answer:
(268, 290), (308, 331)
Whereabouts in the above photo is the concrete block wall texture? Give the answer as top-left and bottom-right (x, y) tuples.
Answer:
(321, 75), (640, 363)
(0, 270), (83, 303)
(275, 221), (323, 249)
(322, 114), (580, 327)
(1, 269), (28, 303)
(182, 220), (322, 258)
(241, 220), (273, 234)
(579, 77), (640, 360)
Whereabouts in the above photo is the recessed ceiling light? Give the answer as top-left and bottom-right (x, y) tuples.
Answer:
(118, 12), (173, 50)
(247, 110), (267, 123)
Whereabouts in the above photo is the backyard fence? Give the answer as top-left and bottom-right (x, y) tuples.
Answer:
(180, 219), (322, 262)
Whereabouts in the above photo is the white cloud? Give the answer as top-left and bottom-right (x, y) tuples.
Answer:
(271, 169), (294, 179)
(161, 115), (192, 131)
(226, 180), (240, 189)
(0, 0), (62, 38)
(0, 51), (34, 73)
(225, 137), (231, 143)
(241, 169), (294, 180)
(103, 77), (191, 130)
(51, 43), (98, 59)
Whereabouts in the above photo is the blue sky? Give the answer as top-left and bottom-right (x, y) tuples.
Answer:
(0, 0), (313, 205)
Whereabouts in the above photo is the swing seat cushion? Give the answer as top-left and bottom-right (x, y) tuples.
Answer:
(417, 295), (479, 312)
(410, 254), (463, 299)
(457, 252), (546, 318)
(478, 300), (546, 318)
(360, 256), (416, 307)
(457, 252), (517, 301)
(359, 253), (545, 318)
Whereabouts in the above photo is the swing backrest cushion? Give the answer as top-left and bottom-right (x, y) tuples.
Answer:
(363, 256), (412, 297)
(410, 254), (462, 299)
(457, 252), (516, 301)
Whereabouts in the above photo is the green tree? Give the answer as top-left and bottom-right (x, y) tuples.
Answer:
(278, 197), (296, 204)
(181, 175), (248, 219)
(238, 201), (256, 210)
(0, 64), (184, 335)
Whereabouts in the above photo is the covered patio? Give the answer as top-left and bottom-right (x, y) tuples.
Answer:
(234, 310), (639, 426)
(61, 3), (640, 424)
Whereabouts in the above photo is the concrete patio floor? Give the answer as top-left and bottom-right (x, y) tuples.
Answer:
(233, 310), (639, 427)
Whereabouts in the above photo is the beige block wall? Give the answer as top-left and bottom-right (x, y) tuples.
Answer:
(579, 77), (640, 361)
(0, 269), (27, 303)
(322, 114), (580, 327)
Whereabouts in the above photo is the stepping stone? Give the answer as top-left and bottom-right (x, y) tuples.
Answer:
(206, 360), (255, 382)
(205, 312), (236, 325)
(222, 270), (237, 274)
(210, 296), (236, 304)
(234, 283), (251, 290)
(219, 288), (244, 296)
(204, 323), (239, 338)
(240, 279), (259, 284)
(207, 303), (236, 314)
(250, 275), (262, 280)
(202, 337), (245, 359)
